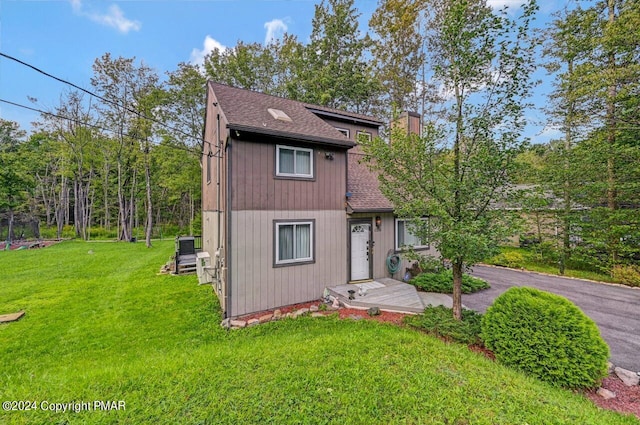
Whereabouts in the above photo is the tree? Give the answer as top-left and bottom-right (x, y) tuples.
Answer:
(162, 62), (207, 151)
(541, 8), (593, 274)
(370, 0), (428, 117)
(42, 91), (101, 240)
(0, 120), (30, 243)
(362, 0), (539, 320)
(204, 41), (280, 95)
(543, 1), (640, 271)
(200, 1), (379, 113)
(296, 0), (380, 113)
(91, 53), (159, 242)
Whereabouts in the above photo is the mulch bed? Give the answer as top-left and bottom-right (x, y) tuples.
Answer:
(586, 375), (640, 419)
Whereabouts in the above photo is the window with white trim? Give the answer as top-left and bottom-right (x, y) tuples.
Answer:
(395, 218), (429, 250)
(357, 131), (372, 143)
(275, 220), (314, 265)
(336, 128), (350, 138)
(276, 145), (313, 178)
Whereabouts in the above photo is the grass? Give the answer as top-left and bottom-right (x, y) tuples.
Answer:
(1, 241), (638, 424)
(404, 306), (483, 345)
(486, 246), (617, 283)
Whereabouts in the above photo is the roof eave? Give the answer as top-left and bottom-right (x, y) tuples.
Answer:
(347, 204), (395, 213)
(305, 107), (383, 127)
(228, 123), (356, 148)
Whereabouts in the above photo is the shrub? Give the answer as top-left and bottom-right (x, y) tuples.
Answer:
(532, 241), (560, 265)
(489, 251), (525, 268)
(404, 306), (483, 345)
(481, 287), (609, 389)
(611, 265), (640, 287)
(403, 251), (446, 274)
(410, 270), (490, 294)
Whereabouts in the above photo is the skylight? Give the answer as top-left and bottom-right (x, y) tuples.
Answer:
(268, 108), (292, 122)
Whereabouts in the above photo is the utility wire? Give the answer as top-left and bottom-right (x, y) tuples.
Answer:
(0, 51), (203, 146)
(0, 98), (201, 156)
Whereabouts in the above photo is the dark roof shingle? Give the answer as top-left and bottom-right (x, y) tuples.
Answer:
(347, 151), (394, 212)
(210, 82), (364, 148)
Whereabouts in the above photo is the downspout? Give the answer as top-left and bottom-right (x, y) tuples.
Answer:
(215, 111), (227, 316)
(217, 113), (222, 254)
(224, 134), (232, 319)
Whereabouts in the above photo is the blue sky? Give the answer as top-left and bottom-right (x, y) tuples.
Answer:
(1, 0), (564, 142)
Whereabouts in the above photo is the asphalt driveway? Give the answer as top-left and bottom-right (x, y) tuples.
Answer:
(464, 265), (640, 372)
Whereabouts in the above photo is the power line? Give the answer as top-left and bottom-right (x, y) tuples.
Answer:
(0, 98), (201, 156)
(0, 51), (203, 146)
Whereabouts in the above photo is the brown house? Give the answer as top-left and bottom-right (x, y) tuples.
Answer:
(202, 82), (436, 318)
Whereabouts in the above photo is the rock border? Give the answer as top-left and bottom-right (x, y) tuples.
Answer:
(594, 362), (640, 402)
(220, 302), (340, 330)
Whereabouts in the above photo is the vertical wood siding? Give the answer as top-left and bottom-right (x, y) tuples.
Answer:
(231, 140), (347, 211)
(202, 84), (231, 313)
(231, 210), (347, 316)
(318, 118), (380, 141)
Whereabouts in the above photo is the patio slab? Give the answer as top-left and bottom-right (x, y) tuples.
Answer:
(328, 279), (428, 314)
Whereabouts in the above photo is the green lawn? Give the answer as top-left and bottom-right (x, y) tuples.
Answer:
(487, 246), (618, 283)
(1, 241), (637, 424)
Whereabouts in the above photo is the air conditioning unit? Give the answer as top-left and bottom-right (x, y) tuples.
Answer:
(196, 252), (213, 284)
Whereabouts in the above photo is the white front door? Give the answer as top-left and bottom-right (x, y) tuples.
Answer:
(350, 223), (371, 281)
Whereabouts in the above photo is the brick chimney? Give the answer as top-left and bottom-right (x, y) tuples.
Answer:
(392, 111), (421, 136)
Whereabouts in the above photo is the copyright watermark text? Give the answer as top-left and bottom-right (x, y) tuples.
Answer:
(3, 400), (126, 413)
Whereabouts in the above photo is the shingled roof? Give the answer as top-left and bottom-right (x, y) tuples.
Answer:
(210, 82), (359, 148)
(347, 150), (394, 213)
(304, 104), (383, 127)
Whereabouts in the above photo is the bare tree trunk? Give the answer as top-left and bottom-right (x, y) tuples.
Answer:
(452, 80), (464, 321)
(145, 147), (153, 248)
(452, 260), (463, 321)
(103, 161), (111, 231)
(7, 208), (14, 244)
(560, 58), (577, 276)
(55, 175), (67, 238)
(129, 167), (137, 241)
(117, 161), (130, 241)
(606, 0), (618, 264)
(74, 178), (82, 238)
(190, 189), (195, 236)
(64, 185), (70, 227)
(82, 171), (93, 240)
(535, 211), (542, 243)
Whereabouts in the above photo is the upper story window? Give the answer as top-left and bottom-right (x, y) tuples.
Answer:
(276, 145), (313, 178)
(336, 128), (350, 138)
(395, 218), (430, 251)
(357, 131), (372, 143)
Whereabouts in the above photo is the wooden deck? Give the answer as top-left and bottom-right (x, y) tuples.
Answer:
(327, 278), (426, 314)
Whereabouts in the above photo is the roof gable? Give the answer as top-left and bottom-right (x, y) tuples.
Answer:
(209, 82), (381, 148)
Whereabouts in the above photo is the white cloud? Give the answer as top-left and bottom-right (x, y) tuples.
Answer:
(69, 0), (141, 34)
(486, 0), (525, 10)
(190, 35), (226, 67)
(264, 19), (288, 45)
(95, 5), (141, 33)
(70, 0), (82, 13)
(538, 125), (563, 141)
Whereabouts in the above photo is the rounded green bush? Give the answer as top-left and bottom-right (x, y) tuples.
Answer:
(481, 286), (609, 389)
